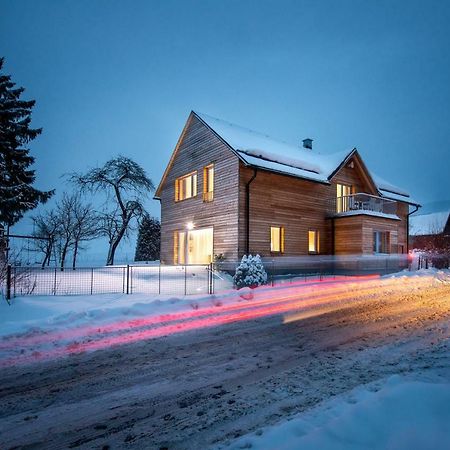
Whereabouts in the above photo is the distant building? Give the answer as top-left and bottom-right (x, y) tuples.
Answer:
(410, 211), (450, 250)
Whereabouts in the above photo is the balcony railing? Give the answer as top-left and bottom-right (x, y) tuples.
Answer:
(328, 193), (397, 217)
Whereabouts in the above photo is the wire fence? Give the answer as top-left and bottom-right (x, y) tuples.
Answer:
(3, 254), (415, 299)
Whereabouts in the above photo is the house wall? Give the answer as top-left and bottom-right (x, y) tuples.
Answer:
(334, 215), (405, 254)
(159, 115), (240, 264)
(238, 165), (333, 257)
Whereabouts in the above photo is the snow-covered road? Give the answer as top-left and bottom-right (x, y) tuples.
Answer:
(0, 273), (449, 449)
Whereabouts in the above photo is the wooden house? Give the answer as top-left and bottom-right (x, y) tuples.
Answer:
(154, 111), (420, 264)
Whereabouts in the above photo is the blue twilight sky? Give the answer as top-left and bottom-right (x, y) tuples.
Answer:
(1, 0), (450, 259)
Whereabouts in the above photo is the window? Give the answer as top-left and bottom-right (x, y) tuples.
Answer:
(373, 231), (389, 254)
(308, 230), (320, 253)
(175, 172), (197, 201)
(270, 226), (285, 253)
(203, 164), (214, 202)
(174, 228), (213, 264)
(336, 183), (353, 213)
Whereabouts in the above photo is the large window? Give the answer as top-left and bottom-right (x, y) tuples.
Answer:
(336, 183), (353, 213)
(308, 230), (320, 254)
(270, 226), (285, 253)
(373, 231), (389, 254)
(174, 227), (213, 264)
(175, 172), (197, 201)
(203, 164), (214, 202)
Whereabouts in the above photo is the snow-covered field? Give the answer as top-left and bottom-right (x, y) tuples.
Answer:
(0, 270), (449, 449)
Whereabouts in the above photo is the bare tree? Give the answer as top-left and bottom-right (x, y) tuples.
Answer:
(32, 210), (60, 268)
(70, 196), (99, 269)
(71, 156), (154, 265)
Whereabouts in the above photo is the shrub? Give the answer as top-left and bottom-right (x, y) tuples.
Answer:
(233, 254), (267, 289)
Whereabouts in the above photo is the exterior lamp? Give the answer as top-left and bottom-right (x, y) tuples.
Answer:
(186, 222), (194, 230)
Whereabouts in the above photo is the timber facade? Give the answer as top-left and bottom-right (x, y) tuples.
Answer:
(155, 111), (418, 264)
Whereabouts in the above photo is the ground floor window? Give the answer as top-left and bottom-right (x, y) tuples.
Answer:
(373, 231), (390, 254)
(174, 227), (213, 264)
(308, 230), (320, 254)
(270, 226), (285, 253)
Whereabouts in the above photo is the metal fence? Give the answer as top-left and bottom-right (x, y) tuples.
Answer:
(3, 254), (413, 299)
(7, 264), (214, 298)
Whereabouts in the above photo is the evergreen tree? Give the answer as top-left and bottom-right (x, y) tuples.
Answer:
(233, 254), (268, 289)
(0, 57), (53, 226)
(134, 214), (161, 261)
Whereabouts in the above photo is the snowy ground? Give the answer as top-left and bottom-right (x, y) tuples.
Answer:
(0, 270), (449, 449)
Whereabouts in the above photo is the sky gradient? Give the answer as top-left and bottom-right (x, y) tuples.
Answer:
(1, 0), (449, 258)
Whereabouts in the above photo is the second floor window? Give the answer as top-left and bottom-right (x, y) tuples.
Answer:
(270, 226), (285, 253)
(336, 183), (353, 213)
(175, 171), (197, 201)
(203, 164), (214, 202)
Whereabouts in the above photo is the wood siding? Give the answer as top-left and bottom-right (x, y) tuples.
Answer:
(159, 115), (240, 263)
(334, 214), (404, 255)
(159, 119), (411, 260)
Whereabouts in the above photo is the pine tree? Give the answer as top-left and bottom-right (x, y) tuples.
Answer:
(0, 57), (54, 226)
(134, 214), (161, 261)
(233, 254), (268, 289)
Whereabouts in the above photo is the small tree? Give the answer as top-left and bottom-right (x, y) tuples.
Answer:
(233, 254), (268, 289)
(0, 57), (53, 227)
(71, 156), (154, 265)
(134, 214), (160, 261)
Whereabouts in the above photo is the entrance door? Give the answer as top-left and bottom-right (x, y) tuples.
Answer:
(187, 227), (213, 264)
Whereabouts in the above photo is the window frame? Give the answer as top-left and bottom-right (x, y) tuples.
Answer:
(203, 164), (214, 202)
(373, 230), (390, 254)
(308, 230), (320, 254)
(336, 183), (353, 213)
(175, 171), (198, 202)
(270, 226), (285, 253)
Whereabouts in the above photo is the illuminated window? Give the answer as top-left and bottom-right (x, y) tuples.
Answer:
(336, 183), (352, 213)
(270, 226), (284, 253)
(308, 230), (320, 253)
(203, 164), (214, 202)
(373, 231), (389, 254)
(175, 172), (197, 201)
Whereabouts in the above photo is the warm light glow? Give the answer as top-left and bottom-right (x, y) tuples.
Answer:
(271, 226), (284, 252)
(186, 221), (194, 230)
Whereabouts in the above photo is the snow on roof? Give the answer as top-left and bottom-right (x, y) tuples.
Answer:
(410, 211), (450, 235)
(195, 112), (351, 183)
(194, 112), (417, 203)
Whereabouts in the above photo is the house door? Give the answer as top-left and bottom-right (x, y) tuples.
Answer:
(187, 227), (213, 264)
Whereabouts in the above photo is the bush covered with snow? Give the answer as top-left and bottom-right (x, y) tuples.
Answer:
(233, 254), (268, 289)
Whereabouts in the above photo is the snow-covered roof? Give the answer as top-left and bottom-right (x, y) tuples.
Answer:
(195, 112), (418, 204)
(410, 211), (450, 235)
(195, 112), (351, 184)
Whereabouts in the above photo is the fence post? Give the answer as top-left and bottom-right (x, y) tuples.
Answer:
(90, 268), (94, 295)
(184, 265), (187, 296)
(53, 267), (57, 295)
(208, 263), (213, 294)
(6, 264), (11, 301)
(158, 264), (161, 295)
(126, 265), (130, 294)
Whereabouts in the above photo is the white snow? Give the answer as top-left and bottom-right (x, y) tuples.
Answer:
(196, 111), (352, 183)
(225, 374), (450, 450)
(334, 210), (401, 220)
(196, 112), (417, 205)
(410, 211), (450, 235)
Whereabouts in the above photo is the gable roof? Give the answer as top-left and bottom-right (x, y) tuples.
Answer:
(410, 211), (450, 236)
(155, 111), (419, 206)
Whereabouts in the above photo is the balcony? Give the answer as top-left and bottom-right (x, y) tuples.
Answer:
(327, 193), (398, 217)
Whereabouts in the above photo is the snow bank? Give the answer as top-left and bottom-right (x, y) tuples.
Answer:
(226, 375), (450, 450)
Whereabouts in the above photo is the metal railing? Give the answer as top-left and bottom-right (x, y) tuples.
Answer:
(328, 193), (397, 216)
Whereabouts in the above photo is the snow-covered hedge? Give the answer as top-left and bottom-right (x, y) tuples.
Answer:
(233, 254), (268, 289)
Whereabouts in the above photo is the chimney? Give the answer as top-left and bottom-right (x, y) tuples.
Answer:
(302, 138), (313, 150)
